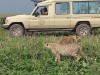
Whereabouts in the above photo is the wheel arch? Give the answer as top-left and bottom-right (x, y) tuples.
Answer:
(9, 22), (25, 29)
(74, 21), (91, 30)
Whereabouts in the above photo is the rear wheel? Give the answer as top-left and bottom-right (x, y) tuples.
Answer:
(9, 24), (25, 37)
(76, 24), (91, 36)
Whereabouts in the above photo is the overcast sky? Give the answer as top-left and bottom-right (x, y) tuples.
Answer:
(0, 0), (35, 14)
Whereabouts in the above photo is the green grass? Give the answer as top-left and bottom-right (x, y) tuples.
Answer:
(0, 15), (100, 75)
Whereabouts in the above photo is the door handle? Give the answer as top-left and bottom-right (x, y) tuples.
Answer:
(66, 17), (70, 19)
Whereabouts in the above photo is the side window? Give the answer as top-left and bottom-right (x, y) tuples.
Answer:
(73, 1), (100, 14)
(34, 6), (48, 16)
(89, 2), (100, 14)
(73, 2), (88, 14)
(55, 2), (69, 15)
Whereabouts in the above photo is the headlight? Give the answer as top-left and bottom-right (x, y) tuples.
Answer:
(5, 18), (10, 24)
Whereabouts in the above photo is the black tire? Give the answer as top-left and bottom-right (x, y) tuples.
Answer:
(76, 24), (91, 36)
(9, 24), (25, 37)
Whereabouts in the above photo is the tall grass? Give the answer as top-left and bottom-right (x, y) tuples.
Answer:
(0, 15), (100, 75)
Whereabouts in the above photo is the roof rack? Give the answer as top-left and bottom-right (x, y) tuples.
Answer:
(33, 0), (46, 6)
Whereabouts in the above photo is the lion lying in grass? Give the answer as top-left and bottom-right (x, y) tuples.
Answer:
(59, 36), (81, 45)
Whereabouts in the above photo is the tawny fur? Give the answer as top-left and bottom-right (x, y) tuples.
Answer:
(45, 43), (82, 61)
(59, 36), (81, 45)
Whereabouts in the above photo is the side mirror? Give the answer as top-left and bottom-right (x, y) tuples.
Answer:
(35, 12), (39, 17)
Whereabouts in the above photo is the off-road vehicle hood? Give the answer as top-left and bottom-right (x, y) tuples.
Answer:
(6, 14), (31, 19)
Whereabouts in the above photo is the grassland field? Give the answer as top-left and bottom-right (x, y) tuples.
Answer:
(0, 14), (100, 75)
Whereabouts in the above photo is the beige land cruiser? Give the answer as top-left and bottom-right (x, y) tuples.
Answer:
(1, 0), (100, 36)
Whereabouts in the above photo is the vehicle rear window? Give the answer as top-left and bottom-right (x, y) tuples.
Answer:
(73, 1), (100, 14)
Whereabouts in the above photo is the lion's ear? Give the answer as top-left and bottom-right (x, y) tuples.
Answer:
(76, 36), (79, 39)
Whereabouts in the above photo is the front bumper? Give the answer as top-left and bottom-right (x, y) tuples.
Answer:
(2, 24), (10, 29)
(1, 17), (10, 29)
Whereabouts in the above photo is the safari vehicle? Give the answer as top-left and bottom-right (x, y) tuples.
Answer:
(1, 0), (100, 36)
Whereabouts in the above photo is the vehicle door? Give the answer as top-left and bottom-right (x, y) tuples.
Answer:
(30, 6), (50, 28)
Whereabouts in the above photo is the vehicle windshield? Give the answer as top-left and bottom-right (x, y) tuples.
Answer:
(30, 6), (38, 15)
(30, 0), (47, 15)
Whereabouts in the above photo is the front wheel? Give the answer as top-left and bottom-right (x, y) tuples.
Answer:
(76, 24), (91, 36)
(9, 24), (25, 37)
